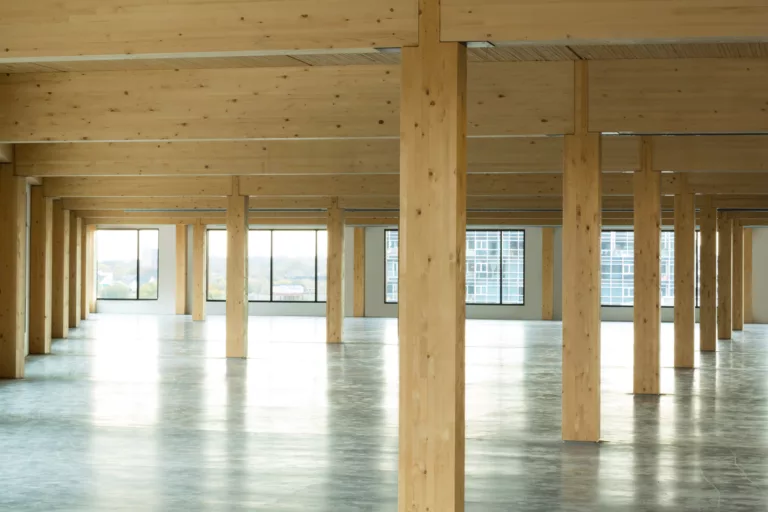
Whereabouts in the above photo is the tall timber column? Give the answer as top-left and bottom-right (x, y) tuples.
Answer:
(326, 199), (345, 343)
(673, 187), (695, 369)
(52, 202), (70, 339)
(86, 226), (96, 314)
(192, 220), (206, 321)
(80, 224), (88, 321)
(0, 166), (28, 378)
(745, 228), (753, 324)
(353, 227), (366, 318)
(634, 137), (661, 394)
(176, 225), (188, 315)
(399, 0), (467, 508)
(226, 178), (248, 358)
(732, 222), (745, 331)
(541, 227), (555, 320)
(29, 186), (54, 355)
(699, 197), (717, 351)
(717, 213), (733, 340)
(69, 214), (82, 328)
(562, 61), (602, 442)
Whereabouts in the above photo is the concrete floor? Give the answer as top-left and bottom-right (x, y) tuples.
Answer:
(1, 315), (767, 511)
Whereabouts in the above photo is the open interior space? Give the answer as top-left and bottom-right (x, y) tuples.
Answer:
(4, 2), (768, 510)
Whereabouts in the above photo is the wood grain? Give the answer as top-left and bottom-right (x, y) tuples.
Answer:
(353, 227), (366, 318)
(717, 214), (733, 340)
(674, 192), (695, 369)
(29, 186), (53, 355)
(176, 225), (188, 315)
(541, 227), (554, 320)
(192, 222), (206, 321)
(745, 228), (753, 324)
(226, 190), (249, 357)
(326, 200), (345, 343)
(52, 203), (70, 339)
(68, 215), (82, 328)
(699, 197), (717, 351)
(732, 223), (745, 331)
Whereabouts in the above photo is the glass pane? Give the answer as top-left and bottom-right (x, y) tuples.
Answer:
(385, 230), (399, 303)
(138, 230), (159, 299)
(466, 231), (501, 304)
(207, 230), (227, 301)
(502, 231), (525, 304)
(660, 231), (675, 307)
(317, 231), (328, 302)
(272, 231), (317, 302)
(247, 230), (271, 301)
(601, 231), (634, 306)
(96, 230), (138, 299)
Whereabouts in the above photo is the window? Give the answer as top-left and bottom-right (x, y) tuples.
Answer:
(206, 229), (326, 302)
(384, 229), (525, 305)
(601, 230), (702, 307)
(96, 229), (159, 300)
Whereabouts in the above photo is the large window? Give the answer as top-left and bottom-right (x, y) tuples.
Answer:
(96, 229), (159, 300)
(601, 230), (701, 307)
(206, 229), (326, 302)
(384, 229), (525, 305)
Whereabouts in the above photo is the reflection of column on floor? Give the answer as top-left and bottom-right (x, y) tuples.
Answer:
(699, 197), (717, 351)
(674, 189), (695, 369)
(30, 185), (53, 355)
(717, 213), (733, 340)
(69, 214), (82, 328)
(192, 220), (206, 321)
(326, 198), (345, 344)
(732, 222), (744, 331)
(0, 167), (28, 378)
(541, 227), (554, 321)
(52, 201), (71, 339)
(634, 137), (661, 395)
(562, 61), (601, 443)
(175, 224), (188, 315)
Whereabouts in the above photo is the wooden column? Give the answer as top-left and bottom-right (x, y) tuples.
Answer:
(0, 167), (27, 378)
(326, 199), (345, 343)
(80, 224), (88, 320)
(563, 61), (601, 442)
(699, 197), (717, 351)
(745, 228), (753, 324)
(353, 227), (366, 318)
(175, 225), (188, 315)
(541, 227), (555, 320)
(717, 213), (733, 340)
(68, 215), (82, 328)
(732, 222), (744, 331)
(226, 182), (249, 358)
(29, 186), (53, 355)
(399, 0), (467, 508)
(86, 226), (96, 314)
(633, 137), (661, 395)
(673, 190), (695, 369)
(52, 203), (70, 339)
(192, 220), (206, 321)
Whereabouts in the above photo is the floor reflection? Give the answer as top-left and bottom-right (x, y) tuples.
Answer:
(0, 315), (766, 510)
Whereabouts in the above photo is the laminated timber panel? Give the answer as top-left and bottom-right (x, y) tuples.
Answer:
(653, 135), (768, 172)
(0, 0), (417, 58)
(590, 59), (768, 134)
(17, 136), (642, 176)
(0, 62), (572, 142)
(441, 0), (768, 44)
(43, 177), (231, 197)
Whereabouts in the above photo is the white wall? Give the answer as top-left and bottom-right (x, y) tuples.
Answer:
(96, 225), (176, 315)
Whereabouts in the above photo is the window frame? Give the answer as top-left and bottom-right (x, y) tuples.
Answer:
(95, 228), (160, 301)
(205, 228), (326, 304)
(383, 228), (526, 306)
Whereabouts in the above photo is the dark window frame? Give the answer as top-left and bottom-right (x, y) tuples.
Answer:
(206, 228), (327, 304)
(95, 228), (160, 301)
(383, 228), (526, 306)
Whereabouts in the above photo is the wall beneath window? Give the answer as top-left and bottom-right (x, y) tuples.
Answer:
(364, 226), (544, 320)
(204, 226), (356, 317)
(96, 224), (176, 315)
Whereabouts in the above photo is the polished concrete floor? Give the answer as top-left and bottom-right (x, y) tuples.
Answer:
(1, 315), (767, 511)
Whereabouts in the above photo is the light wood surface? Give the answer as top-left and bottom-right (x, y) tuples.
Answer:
(674, 191), (695, 369)
(633, 138), (660, 395)
(398, 5), (466, 508)
(732, 223), (745, 332)
(80, 224), (88, 321)
(326, 200), (345, 344)
(699, 197), (717, 352)
(44, 176), (232, 197)
(192, 222), (206, 322)
(68, 215), (82, 328)
(717, 214), (733, 340)
(176, 226), (189, 315)
(29, 186), (53, 355)
(745, 229), (753, 324)
(52, 203), (70, 339)
(353, 227), (366, 318)
(541, 227), (554, 321)
(442, 0), (768, 43)
(0, 167), (27, 378)
(86, 226), (96, 315)
(226, 189), (249, 358)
